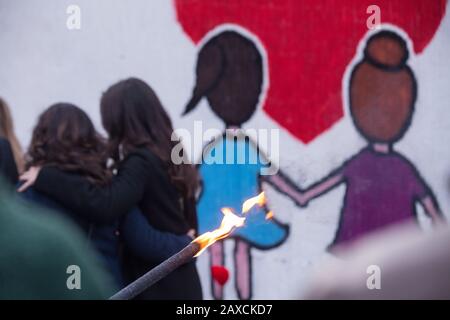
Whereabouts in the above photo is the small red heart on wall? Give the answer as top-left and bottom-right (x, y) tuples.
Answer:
(174, 0), (446, 143)
(211, 265), (229, 286)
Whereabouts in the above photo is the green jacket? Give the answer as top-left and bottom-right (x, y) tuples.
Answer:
(0, 181), (115, 299)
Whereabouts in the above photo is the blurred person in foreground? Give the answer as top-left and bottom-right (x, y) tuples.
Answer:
(304, 221), (450, 299)
(0, 177), (113, 299)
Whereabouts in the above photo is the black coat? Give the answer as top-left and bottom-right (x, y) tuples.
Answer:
(34, 148), (202, 300)
(19, 186), (123, 287)
(0, 138), (18, 185)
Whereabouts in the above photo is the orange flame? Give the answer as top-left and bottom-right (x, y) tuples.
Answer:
(193, 208), (245, 257)
(242, 192), (266, 213)
(192, 192), (268, 257)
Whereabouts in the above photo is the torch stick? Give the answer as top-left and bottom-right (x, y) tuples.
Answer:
(109, 192), (265, 300)
(109, 241), (200, 300)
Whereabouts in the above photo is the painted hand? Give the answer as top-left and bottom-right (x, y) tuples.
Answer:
(262, 174), (308, 208)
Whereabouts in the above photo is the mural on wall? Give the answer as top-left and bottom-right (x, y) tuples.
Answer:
(174, 0), (447, 299)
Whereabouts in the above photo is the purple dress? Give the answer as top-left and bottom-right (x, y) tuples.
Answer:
(332, 147), (429, 248)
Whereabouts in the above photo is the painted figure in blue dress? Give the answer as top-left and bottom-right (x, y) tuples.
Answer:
(183, 30), (289, 300)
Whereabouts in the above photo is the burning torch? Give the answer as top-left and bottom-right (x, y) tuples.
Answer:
(110, 192), (268, 300)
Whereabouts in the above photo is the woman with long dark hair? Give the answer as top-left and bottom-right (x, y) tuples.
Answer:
(20, 79), (202, 299)
(26, 103), (112, 186)
(20, 102), (193, 289)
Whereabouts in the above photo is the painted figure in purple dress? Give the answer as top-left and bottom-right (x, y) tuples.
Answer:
(265, 30), (444, 251)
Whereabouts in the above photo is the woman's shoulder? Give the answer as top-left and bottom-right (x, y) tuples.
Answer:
(19, 186), (65, 210)
(125, 147), (163, 168)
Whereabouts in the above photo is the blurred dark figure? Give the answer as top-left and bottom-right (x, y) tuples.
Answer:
(0, 178), (112, 299)
(0, 98), (24, 184)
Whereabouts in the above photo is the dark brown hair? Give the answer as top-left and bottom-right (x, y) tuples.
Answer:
(100, 78), (199, 198)
(350, 30), (416, 143)
(27, 103), (112, 185)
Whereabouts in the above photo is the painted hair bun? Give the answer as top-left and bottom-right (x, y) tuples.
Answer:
(364, 30), (408, 69)
(349, 30), (416, 143)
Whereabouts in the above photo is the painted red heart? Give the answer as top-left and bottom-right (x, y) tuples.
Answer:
(211, 265), (229, 286)
(174, 0), (446, 143)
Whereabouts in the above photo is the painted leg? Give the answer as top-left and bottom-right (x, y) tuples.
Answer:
(235, 240), (252, 300)
(210, 242), (225, 300)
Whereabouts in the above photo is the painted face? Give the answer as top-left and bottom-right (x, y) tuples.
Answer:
(350, 31), (416, 143)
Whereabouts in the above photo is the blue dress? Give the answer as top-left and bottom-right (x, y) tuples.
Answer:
(197, 135), (288, 249)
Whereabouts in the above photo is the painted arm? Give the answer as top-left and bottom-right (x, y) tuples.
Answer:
(263, 171), (344, 207)
(420, 195), (446, 225)
(301, 173), (344, 204)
